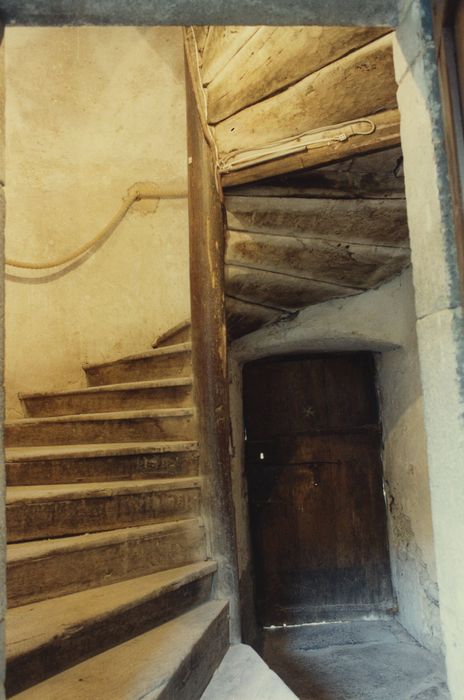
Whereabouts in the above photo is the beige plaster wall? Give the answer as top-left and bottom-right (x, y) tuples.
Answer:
(377, 274), (443, 654)
(230, 269), (442, 651)
(4, 26), (189, 418)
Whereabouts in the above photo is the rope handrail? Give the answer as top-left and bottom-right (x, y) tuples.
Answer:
(218, 119), (376, 174)
(6, 181), (187, 270)
(183, 28), (378, 183)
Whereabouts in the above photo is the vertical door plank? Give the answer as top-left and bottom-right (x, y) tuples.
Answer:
(244, 353), (393, 625)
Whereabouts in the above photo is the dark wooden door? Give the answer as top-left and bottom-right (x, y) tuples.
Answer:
(244, 353), (394, 625)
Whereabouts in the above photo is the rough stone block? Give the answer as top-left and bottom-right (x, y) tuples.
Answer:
(393, 0), (433, 85)
(1, 0), (398, 27)
(397, 59), (461, 317)
(416, 305), (464, 699)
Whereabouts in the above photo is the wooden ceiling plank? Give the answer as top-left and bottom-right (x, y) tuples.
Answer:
(225, 230), (410, 289)
(336, 146), (403, 176)
(226, 259), (368, 289)
(221, 109), (401, 187)
(225, 195), (409, 247)
(214, 33), (396, 157)
(225, 146), (405, 199)
(225, 295), (284, 340)
(192, 26), (210, 60)
(225, 179), (404, 200)
(225, 294), (288, 314)
(207, 26), (390, 124)
(225, 265), (361, 311)
(201, 26), (259, 86)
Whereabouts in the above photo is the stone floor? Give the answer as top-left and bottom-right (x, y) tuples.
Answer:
(201, 643), (298, 699)
(259, 619), (450, 700)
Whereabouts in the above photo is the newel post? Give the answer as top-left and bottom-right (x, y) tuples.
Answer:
(185, 54), (240, 641)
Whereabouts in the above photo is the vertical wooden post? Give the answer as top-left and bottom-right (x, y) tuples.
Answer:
(0, 23), (6, 696)
(185, 54), (240, 641)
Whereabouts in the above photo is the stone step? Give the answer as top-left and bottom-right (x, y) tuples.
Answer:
(6, 477), (202, 542)
(10, 600), (229, 700)
(6, 441), (199, 486)
(7, 518), (206, 607)
(84, 342), (192, 386)
(20, 378), (193, 418)
(152, 319), (191, 348)
(201, 644), (298, 699)
(5, 408), (196, 447)
(7, 561), (217, 697)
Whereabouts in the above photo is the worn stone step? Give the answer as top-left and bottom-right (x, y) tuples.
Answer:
(152, 319), (191, 348)
(84, 342), (192, 386)
(7, 561), (217, 697)
(201, 644), (298, 699)
(7, 477), (202, 542)
(19, 378), (193, 418)
(5, 408), (196, 447)
(7, 518), (206, 607)
(6, 441), (199, 486)
(10, 600), (229, 700)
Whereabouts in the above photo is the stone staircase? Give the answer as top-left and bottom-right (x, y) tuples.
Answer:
(4, 330), (230, 698)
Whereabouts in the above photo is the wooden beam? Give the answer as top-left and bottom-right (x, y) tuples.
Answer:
(192, 26), (210, 60)
(225, 264), (361, 310)
(227, 294), (286, 314)
(207, 26), (390, 124)
(201, 26), (258, 86)
(214, 33), (397, 158)
(225, 194), (410, 247)
(184, 28), (216, 158)
(185, 51), (240, 639)
(226, 146), (405, 199)
(221, 109), (401, 187)
(225, 296), (283, 340)
(225, 229), (410, 289)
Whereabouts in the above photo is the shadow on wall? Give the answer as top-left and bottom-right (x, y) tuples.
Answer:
(4, 26), (190, 419)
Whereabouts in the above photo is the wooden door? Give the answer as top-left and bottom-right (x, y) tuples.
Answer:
(244, 353), (394, 625)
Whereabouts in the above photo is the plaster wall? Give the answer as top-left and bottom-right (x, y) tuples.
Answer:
(377, 277), (443, 654)
(394, 3), (464, 695)
(4, 26), (189, 418)
(230, 270), (442, 653)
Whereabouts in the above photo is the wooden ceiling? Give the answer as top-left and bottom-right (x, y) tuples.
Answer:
(186, 26), (409, 339)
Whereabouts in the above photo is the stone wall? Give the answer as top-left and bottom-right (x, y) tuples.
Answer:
(4, 26), (190, 418)
(1, 1), (398, 28)
(377, 274), (443, 654)
(394, 2), (464, 695)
